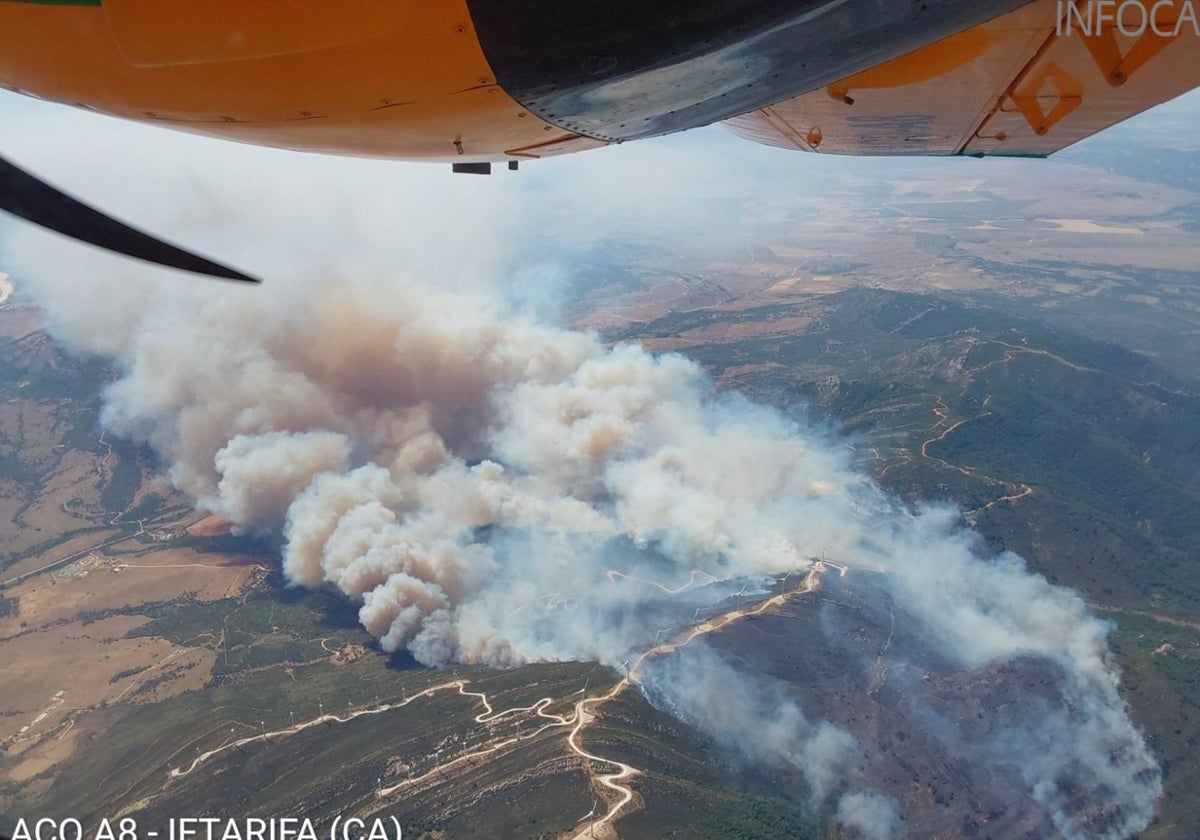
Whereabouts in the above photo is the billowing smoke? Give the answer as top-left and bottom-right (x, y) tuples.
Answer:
(86, 274), (865, 667)
(0, 108), (1160, 837)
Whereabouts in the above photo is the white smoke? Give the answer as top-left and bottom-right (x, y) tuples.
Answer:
(127, 287), (861, 666)
(641, 645), (901, 839)
(0, 105), (1160, 836)
(837, 792), (903, 840)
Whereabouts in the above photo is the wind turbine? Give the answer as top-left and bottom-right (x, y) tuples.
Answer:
(735, 580), (751, 608)
(577, 799), (598, 838)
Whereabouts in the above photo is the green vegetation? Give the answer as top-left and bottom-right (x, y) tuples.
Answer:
(6, 162), (1200, 834)
(108, 665), (149, 684)
(100, 439), (145, 513)
(13, 656), (603, 834)
(122, 492), (165, 522)
(631, 287), (1200, 619)
(618, 283), (1200, 834)
(926, 350), (1200, 602)
(127, 586), (363, 646)
(1108, 613), (1200, 831)
(589, 691), (820, 840)
(625, 780), (819, 839)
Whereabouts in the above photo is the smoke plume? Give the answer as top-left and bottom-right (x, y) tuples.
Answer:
(0, 111), (1160, 838)
(641, 645), (903, 834)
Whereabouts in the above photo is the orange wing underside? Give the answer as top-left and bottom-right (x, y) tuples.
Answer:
(725, 0), (1200, 157)
(0, 0), (1195, 163)
(0, 0), (598, 162)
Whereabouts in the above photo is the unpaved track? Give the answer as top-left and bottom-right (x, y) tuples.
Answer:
(565, 563), (828, 840)
(164, 567), (829, 840)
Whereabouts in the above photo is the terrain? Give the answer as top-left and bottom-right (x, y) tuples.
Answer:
(0, 289), (826, 839)
(2, 97), (1200, 838)
(549, 114), (1200, 836)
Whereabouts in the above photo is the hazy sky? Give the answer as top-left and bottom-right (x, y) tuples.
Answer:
(2, 84), (1197, 198)
(0, 85), (1197, 294)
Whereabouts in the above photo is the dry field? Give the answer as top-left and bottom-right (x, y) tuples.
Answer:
(0, 294), (266, 794)
(0, 536), (261, 789)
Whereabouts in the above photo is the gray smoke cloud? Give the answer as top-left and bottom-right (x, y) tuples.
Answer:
(641, 645), (902, 836)
(0, 108), (1160, 837)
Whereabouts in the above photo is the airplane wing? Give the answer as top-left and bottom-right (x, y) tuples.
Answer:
(723, 0), (1200, 157)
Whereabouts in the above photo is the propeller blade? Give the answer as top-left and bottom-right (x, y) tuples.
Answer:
(0, 155), (259, 283)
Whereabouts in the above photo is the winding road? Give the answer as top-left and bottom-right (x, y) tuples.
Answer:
(164, 564), (831, 839)
(563, 561), (829, 839)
